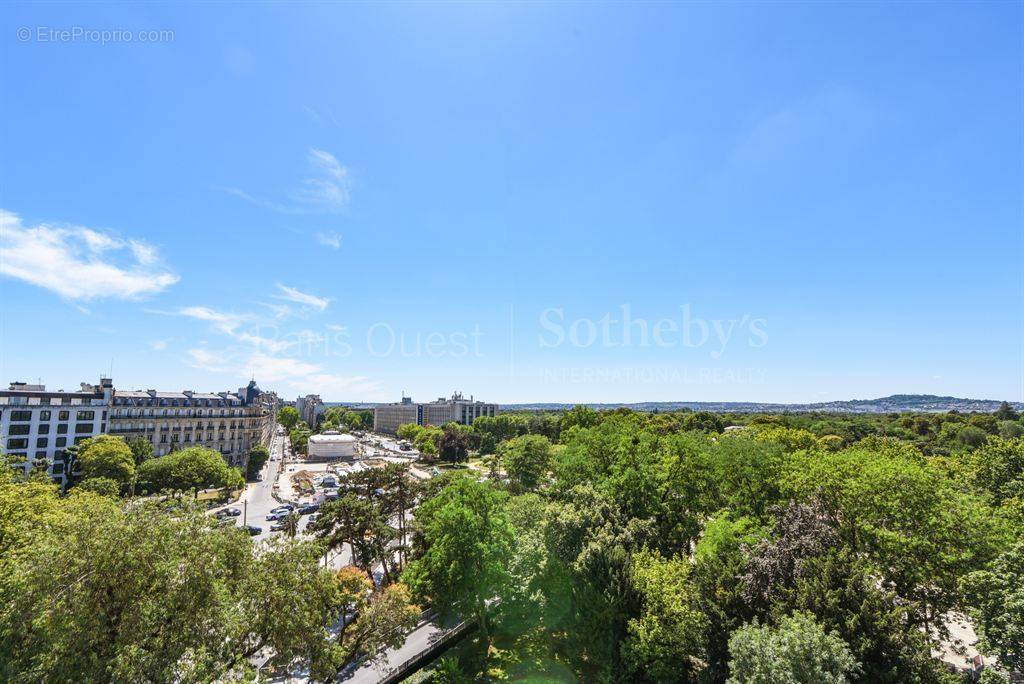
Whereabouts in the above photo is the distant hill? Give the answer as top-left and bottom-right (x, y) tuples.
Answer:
(497, 394), (1024, 414)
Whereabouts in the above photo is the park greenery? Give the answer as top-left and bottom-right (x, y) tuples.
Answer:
(0, 440), (420, 682)
(398, 405), (1024, 682)
(1, 402), (1022, 682)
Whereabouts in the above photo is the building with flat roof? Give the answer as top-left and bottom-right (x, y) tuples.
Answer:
(373, 393), (498, 435)
(0, 377), (113, 485)
(307, 431), (357, 461)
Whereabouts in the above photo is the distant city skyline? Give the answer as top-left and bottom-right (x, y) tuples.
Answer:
(2, 2), (1021, 404)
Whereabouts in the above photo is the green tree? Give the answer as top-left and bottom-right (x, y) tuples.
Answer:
(283, 511), (300, 539)
(413, 426), (442, 457)
(621, 550), (706, 681)
(727, 612), (859, 684)
(994, 401), (1019, 421)
(77, 435), (136, 489)
(998, 421), (1024, 440)
(404, 477), (514, 653)
(432, 655), (473, 684)
(0, 478), (347, 683)
(343, 411), (365, 431)
(561, 404), (599, 432)
(958, 425), (989, 448)
(245, 444), (270, 480)
(310, 571), (420, 680)
(396, 423), (423, 441)
(962, 437), (1024, 505)
(126, 436), (154, 465)
(136, 446), (236, 494)
(290, 424), (311, 455)
(498, 434), (552, 491)
(76, 477), (120, 497)
(277, 406), (300, 431)
(437, 425), (472, 464)
(312, 493), (399, 583)
(682, 410), (726, 434)
(962, 543), (1024, 671)
(781, 444), (1005, 633)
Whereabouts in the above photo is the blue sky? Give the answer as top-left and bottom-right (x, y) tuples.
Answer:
(1, 2), (1021, 404)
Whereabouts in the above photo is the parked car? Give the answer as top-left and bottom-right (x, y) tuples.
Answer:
(218, 507), (241, 517)
(270, 521), (288, 531)
(307, 513), (319, 525)
(266, 511), (288, 521)
(298, 503), (320, 515)
(270, 504), (294, 514)
(245, 525), (262, 536)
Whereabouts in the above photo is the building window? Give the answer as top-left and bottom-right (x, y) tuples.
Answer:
(56, 437), (67, 447)
(75, 423), (93, 434)
(40, 410), (51, 421)
(38, 424), (50, 435)
(36, 438), (48, 448)
(78, 410), (95, 420)
(58, 410), (69, 421)
(8, 425), (30, 436)
(57, 424), (68, 434)
(9, 410), (32, 422)
(6, 439), (28, 450)
(74, 436), (90, 445)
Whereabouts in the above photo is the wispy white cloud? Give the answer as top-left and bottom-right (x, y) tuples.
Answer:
(259, 302), (294, 320)
(221, 147), (351, 214)
(174, 306), (250, 334)
(274, 283), (329, 312)
(187, 348), (233, 374)
(158, 284), (380, 398)
(216, 187), (290, 213)
(149, 339), (170, 351)
(303, 105), (343, 129)
(185, 346), (383, 399)
(0, 209), (178, 301)
(295, 148), (350, 211)
(315, 231), (342, 249)
(153, 305), (295, 353)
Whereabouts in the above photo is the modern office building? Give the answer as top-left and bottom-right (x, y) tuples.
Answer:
(373, 393), (498, 435)
(373, 397), (421, 435)
(108, 380), (272, 467)
(307, 431), (358, 461)
(0, 377), (114, 485)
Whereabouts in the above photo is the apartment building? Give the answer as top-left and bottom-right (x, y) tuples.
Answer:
(373, 392), (498, 435)
(0, 377), (113, 485)
(108, 380), (271, 467)
(295, 394), (324, 428)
